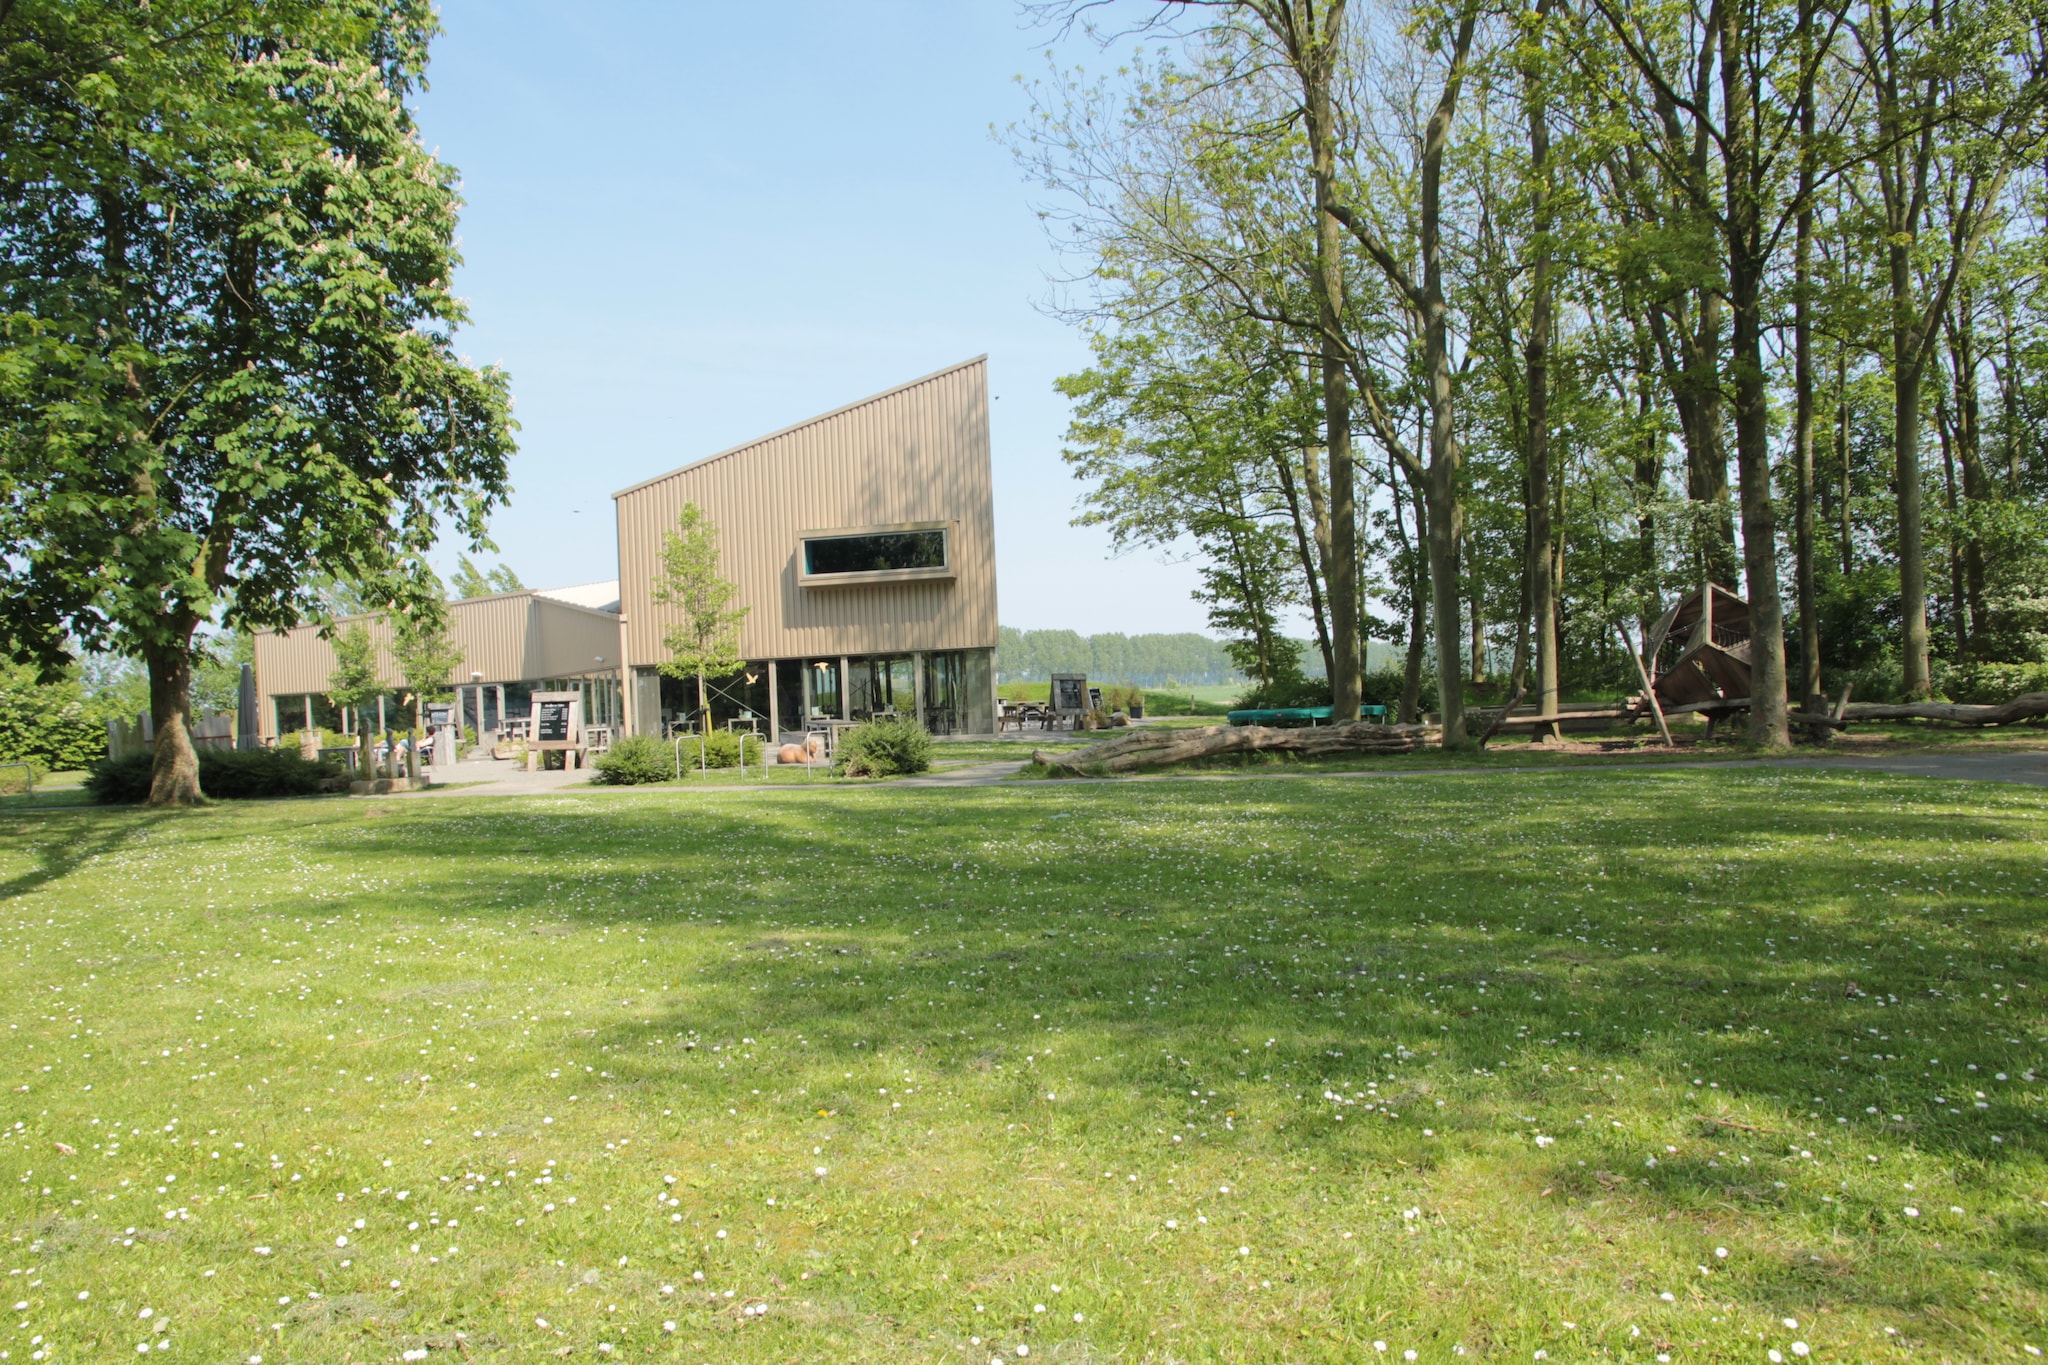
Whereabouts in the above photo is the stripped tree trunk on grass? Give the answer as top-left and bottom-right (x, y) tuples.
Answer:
(1033, 722), (1440, 775)
(1831, 692), (2048, 727)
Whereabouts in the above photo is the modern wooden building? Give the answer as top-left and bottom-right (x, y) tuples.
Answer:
(250, 585), (627, 740)
(249, 356), (1000, 741)
(614, 355), (998, 737)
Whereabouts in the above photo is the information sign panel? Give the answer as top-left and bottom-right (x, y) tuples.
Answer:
(527, 691), (584, 751)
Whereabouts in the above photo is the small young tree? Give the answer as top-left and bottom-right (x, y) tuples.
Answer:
(653, 504), (749, 767)
(326, 624), (382, 782)
(390, 589), (464, 781)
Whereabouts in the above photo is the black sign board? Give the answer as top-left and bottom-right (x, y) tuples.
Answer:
(426, 703), (453, 727)
(534, 699), (572, 744)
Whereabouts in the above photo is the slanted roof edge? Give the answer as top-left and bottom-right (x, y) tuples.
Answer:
(610, 354), (988, 501)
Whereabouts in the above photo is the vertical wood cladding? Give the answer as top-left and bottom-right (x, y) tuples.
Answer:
(613, 356), (997, 664)
(251, 594), (623, 713)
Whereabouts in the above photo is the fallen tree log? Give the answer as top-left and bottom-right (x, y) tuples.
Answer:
(1664, 689), (2047, 729)
(1033, 721), (1440, 775)
(1836, 691), (2048, 726)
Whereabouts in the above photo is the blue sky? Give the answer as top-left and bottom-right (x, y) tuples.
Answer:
(412, 1), (1211, 634)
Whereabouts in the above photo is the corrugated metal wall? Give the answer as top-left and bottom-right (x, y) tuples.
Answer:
(251, 594), (624, 730)
(613, 356), (998, 665)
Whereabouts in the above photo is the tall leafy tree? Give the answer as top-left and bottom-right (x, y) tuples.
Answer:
(0, 0), (515, 804)
(325, 622), (380, 781)
(390, 581), (463, 780)
(654, 503), (749, 735)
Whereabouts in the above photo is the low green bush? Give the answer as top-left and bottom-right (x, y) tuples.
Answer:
(688, 730), (764, 770)
(1935, 660), (2048, 705)
(591, 734), (672, 785)
(595, 730), (765, 780)
(835, 716), (933, 777)
(85, 747), (335, 803)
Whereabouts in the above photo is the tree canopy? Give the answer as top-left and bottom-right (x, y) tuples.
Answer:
(1015, 0), (2048, 745)
(0, 0), (516, 802)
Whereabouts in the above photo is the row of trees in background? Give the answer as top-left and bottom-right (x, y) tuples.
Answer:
(0, 0), (516, 803)
(996, 626), (1246, 684)
(1016, 0), (2048, 747)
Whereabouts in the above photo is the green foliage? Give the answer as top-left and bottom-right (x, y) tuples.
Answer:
(0, 664), (111, 771)
(389, 580), (464, 722)
(326, 625), (382, 714)
(683, 730), (764, 771)
(996, 627), (1243, 687)
(1935, 660), (2048, 705)
(834, 717), (934, 778)
(1233, 672), (1333, 710)
(590, 733), (675, 786)
(1359, 665), (1414, 712)
(653, 504), (749, 710)
(593, 729), (764, 778)
(450, 556), (524, 599)
(85, 747), (331, 803)
(0, 0), (515, 801)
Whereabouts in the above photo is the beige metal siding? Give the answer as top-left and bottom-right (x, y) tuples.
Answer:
(614, 356), (997, 664)
(251, 593), (624, 733)
(528, 598), (624, 679)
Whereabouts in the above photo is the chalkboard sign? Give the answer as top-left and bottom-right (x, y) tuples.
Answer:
(426, 703), (453, 728)
(1050, 673), (1088, 714)
(526, 691), (584, 751)
(534, 699), (572, 743)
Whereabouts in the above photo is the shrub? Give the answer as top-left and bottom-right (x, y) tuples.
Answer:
(0, 666), (114, 772)
(591, 734), (673, 785)
(835, 716), (933, 777)
(687, 730), (764, 770)
(1235, 673), (1332, 710)
(85, 747), (334, 804)
(1359, 665), (1412, 711)
(1935, 659), (2048, 706)
(1100, 683), (1144, 713)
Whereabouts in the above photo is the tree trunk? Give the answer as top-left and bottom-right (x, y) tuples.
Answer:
(1720, 0), (1790, 748)
(1425, 455), (1466, 742)
(1793, 2), (1821, 711)
(1948, 299), (1990, 643)
(1939, 410), (1967, 654)
(1302, 12), (1362, 722)
(1034, 719), (1438, 775)
(1838, 348), (1853, 576)
(1525, 12), (1559, 724)
(1468, 557), (1486, 683)
(1395, 455), (1429, 724)
(1895, 334), (1931, 694)
(1276, 444), (1336, 680)
(143, 637), (203, 806)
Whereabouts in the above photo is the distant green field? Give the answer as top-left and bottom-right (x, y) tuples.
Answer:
(0, 770), (2042, 1362)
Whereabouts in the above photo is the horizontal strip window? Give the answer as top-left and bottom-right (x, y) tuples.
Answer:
(800, 525), (951, 585)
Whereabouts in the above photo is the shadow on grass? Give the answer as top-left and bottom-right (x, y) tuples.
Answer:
(0, 805), (179, 903)
(126, 769), (2027, 1221)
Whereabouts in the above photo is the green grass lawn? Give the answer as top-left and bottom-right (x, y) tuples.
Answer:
(0, 771), (2042, 1362)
